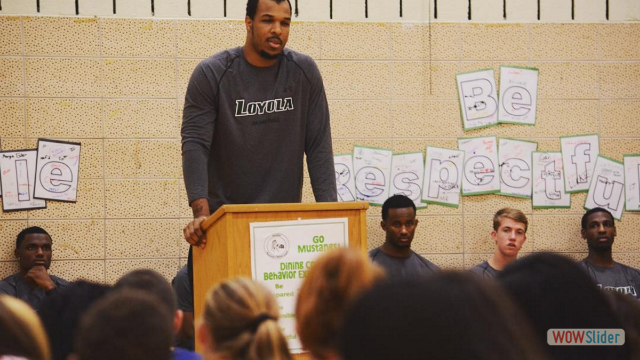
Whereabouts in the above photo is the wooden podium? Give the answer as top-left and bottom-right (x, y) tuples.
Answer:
(193, 201), (369, 356)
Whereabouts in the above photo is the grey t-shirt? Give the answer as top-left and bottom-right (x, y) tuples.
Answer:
(0, 272), (69, 310)
(369, 247), (440, 280)
(181, 47), (337, 212)
(469, 260), (501, 279)
(579, 259), (640, 299)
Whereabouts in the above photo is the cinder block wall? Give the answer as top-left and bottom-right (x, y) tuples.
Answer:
(0, 15), (639, 282)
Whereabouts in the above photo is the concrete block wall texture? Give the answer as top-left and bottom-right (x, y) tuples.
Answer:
(0, 16), (639, 283)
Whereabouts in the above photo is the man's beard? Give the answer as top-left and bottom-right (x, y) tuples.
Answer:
(259, 50), (281, 60)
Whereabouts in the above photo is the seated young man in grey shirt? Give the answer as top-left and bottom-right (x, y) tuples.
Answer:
(579, 207), (640, 299)
(469, 208), (529, 279)
(369, 195), (439, 279)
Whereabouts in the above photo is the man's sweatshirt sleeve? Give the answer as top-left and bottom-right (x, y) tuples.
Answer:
(304, 59), (337, 202)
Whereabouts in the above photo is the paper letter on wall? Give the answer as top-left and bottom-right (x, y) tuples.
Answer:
(624, 155), (640, 212)
(498, 66), (539, 125)
(390, 152), (426, 209)
(585, 156), (625, 220)
(498, 138), (537, 198)
(0, 150), (47, 211)
(561, 134), (600, 193)
(353, 146), (392, 206)
(34, 139), (81, 202)
(532, 152), (570, 208)
(422, 146), (464, 207)
(456, 69), (499, 131)
(458, 136), (500, 195)
(333, 154), (356, 202)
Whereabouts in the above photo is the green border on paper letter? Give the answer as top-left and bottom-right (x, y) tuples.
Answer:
(458, 136), (500, 196)
(560, 134), (600, 194)
(530, 151), (571, 209)
(583, 155), (624, 221)
(624, 154), (640, 212)
(456, 68), (499, 132)
(498, 65), (539, 126)
(391, 151), (427, 209)
(353, 145), (393, 207)
(497, 137), (538, 199)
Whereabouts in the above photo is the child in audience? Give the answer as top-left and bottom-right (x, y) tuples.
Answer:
(0, 295), (51, 360)
(340, 272), (548, 360)
(296, 248), (384, 360)
(197, 277), (291, 360)
(499, 252), (631, 360)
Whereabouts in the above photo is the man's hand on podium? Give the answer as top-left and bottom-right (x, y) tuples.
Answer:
(184, 198), (210, 249)
(184, 216), (207, 249)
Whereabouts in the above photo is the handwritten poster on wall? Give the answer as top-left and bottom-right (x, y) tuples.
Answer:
(532, 152), (571, 209)
(498, 138), (537, 198)
(422, 146), (464, 207)
(458, 137), (500, 196)
(353, 146), (393, 206)
(561, 134), (600, 194)
(624, 155), (640, 212)
(498, 66), (539, 125)
(456, 69), (499, 131)
(333, 154), (356, 203)
(34, 139), (81, 202)
(390, 152), (426, 209)
(585, 156), (625, 221)
(0, 150), (47, 211)
(250, 218), (348, 353)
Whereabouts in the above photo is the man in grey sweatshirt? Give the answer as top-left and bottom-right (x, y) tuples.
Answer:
(182, 0), (337, 246)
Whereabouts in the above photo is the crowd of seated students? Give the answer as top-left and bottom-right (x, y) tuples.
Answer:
(1, 201), (640, 360)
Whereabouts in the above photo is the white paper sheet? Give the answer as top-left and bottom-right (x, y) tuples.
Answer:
(422, 146), (464, 207)
(561, 134), (600, 193)
(585, 156), (625, 220)
(456, 68), (499, 131)
(0, 149), (47, 211)
(353, 146), (393, 205)
(532, 152), (571, 209)
(390, 152), (426, 209)
(498, 138), (538, 198)
(624, 155), (640, 212)
(458, 137), (500, 195)
(498, 66), (539, 125)
(34, 139), (81, 202)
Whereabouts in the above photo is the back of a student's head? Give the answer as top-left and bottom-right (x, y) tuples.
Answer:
(199, 277), (291, 360)
(38, 281), (111, 360)
(340, 272), (547, 360)
(72, 290), (173, 360)
(114, 269), (177, 316)
(296, 248), (384, 359)
(498, 252), (629, 360)
(0, 295), (51, 360)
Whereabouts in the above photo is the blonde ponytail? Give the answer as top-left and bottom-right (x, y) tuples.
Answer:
(202, 278), (292, 360)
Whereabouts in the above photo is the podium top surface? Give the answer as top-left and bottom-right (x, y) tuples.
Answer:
(202, 202), (369, 230)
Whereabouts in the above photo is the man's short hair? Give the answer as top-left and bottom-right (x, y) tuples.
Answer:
(246, 0), (292, 19)
(16, 226), (51, 250)
(492, 208), (528, 233)
(382, 195), (416, 221)
(74, 290), (173, 360)
(581, 207), (615, 230)
(114, 269), (177, 315)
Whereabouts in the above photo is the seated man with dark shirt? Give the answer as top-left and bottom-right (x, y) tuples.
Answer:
(578, 207), (640, 299)
(369, 195), (439, 279)
(0, 226), (68, 310)
(469, 208), (528, 279)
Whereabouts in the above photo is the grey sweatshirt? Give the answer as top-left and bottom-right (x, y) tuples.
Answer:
(181, 47), (337, 212)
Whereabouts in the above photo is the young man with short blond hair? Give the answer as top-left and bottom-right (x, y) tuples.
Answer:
(469, 208), (528, 279)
